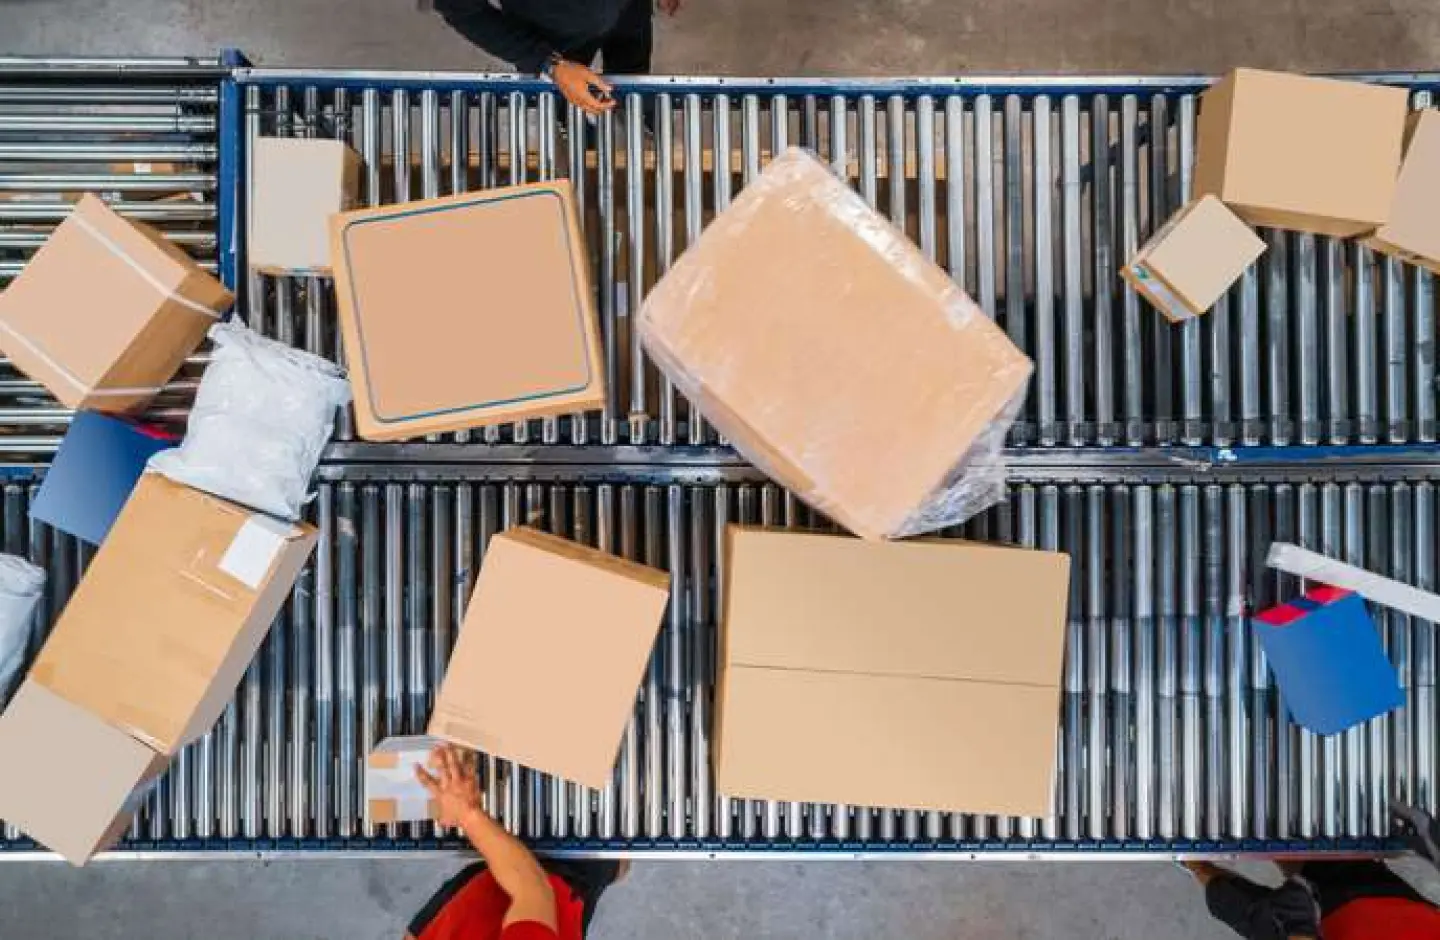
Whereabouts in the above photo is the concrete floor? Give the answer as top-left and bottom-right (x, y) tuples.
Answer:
(6, 1), (1440, 938)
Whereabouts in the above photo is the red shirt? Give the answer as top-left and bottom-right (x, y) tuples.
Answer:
(412, 870), (584, 940)
(1325, 896), (1440, 940)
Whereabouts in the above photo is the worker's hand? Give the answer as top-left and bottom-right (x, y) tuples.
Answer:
(415, 744), (485, 829)
(1392, 800), (1440, 867)
(657, 0), (683, 15)
(550, 60), (614, 116)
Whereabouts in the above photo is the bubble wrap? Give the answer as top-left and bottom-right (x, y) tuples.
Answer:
(0, 553), (45, 705)
(638, 146), (1032, 540)
(149, 320), (350, 519)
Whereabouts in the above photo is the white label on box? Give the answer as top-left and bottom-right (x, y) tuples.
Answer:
(219, 515), (296, 589)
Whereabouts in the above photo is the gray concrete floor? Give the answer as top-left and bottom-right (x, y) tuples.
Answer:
(5, 1), (1440, 938)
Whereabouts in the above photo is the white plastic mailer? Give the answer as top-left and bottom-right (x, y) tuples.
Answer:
(0, 553), (45, 705)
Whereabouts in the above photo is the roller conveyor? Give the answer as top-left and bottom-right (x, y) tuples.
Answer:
(0, 57), (1438, 857)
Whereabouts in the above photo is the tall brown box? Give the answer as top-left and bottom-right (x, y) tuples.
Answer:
(249, 137), (361, 274)
(716, 527), (1071, 818)
(429, 527), (670, 789)
(639, 148), (1032, 540)
(1366, 110), (1440, 274)
(1194, 68), (1408, 237)
(0, 194), (232, 412)
(0, 475), (317, 864)
(330, 183), (606, 441)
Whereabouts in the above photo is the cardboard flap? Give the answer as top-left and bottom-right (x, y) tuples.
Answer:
(723, 527), (1070, 688)
(0, 681), (164, 865)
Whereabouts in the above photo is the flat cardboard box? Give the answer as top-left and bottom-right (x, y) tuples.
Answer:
(330, 183), (606, 441)
(1121, 195), (1266, 322)
(249, 138), (361, 274)
(29, 474), (318, 754)
(0, 680), (167, 865)
(1366, 110), (1440, 274)
(429, 526), (670, 789)
(716, 527), (1071, 817)
(1194, 68), (1408, 237)
(367, 735), (445, 824)
(30, 411), (177, 545)
(0, 193), (231, 412)
(638, 147), (1033, 540)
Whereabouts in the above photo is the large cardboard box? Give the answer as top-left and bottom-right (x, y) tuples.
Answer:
(639, 147), (1032, 540)
(1366, 110), (1440, 274)
(1121, 196), (1266, 323)
(1194, 68), (1408, 237)
(429, 526), (669, 789)
(0, 680), (168, 865)
(330, 183), (606, 441)
(249, 138), (361, 274)
(0, 194), (232, 412)
(716, 527), (1071, 817)
(28, 474), (318, 755)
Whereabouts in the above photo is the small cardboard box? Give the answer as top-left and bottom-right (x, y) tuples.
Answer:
(1121, 196), (1266, 322)
(716, 527), (1071, 817)
(367, 735), (444, 824)
(0, 194), (232, 412)
(0, 680), (168, 865)
(429, 527), (670, 789)
(249, 138), (361, 274)
(1366, 110), (1440, 274)
(330, 183), (606, 441)
(639, 148), (1032, 540)
(1194, 68), (1408, 237)
(30, 411), (177, 545)
(1253, 586), (1403, 736)
(28, 474), (318, 755)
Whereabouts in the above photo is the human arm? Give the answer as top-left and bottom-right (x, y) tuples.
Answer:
(416, 744), (557, 931)
(1181, 863), (1319, 940)
(1392, 800), (1440, 868)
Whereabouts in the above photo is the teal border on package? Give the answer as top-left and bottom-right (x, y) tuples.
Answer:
(338, 188), (594, 426)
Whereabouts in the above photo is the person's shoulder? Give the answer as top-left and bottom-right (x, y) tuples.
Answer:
(499, 921), (562, 940)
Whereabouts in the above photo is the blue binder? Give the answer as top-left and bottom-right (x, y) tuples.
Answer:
(1253, 586), (1403, 736)
(30, 411), (177, 545)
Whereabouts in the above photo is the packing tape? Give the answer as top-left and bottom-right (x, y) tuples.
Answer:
(367, 762), (430, 797)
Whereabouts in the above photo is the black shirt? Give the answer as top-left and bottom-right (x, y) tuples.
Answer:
(435, 0), (632, 74)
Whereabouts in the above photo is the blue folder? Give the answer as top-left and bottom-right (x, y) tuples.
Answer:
(1253, 586), (1403, 736)
(30, 411), (177, 545)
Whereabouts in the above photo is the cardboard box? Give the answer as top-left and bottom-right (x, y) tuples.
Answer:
(30, 411), (177, 545)
(1366, 110), (1440, 274)
(638, 148), (1032, 540)
(249, 138), (361, 274)
(367, 735), (444, 824)
(429, 526), (669, 789)
(330, 183), (606, 441)
(1121, 196), (1266, 322)
(0, 680), (168, 865)
(28, 474), (318, 754)
(716, 527), (1071, 817)
(1194, 68), (1408, 237)
(0, 193), (232, 412)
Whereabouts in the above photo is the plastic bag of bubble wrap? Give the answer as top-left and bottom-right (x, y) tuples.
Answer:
(149, 320), (350, 520)
(638, 146), (1032, 540)
(0, 554), (45, 704)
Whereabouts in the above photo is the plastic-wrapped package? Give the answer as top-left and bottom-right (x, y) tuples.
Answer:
(149, 320), (350, 520)
(0, 553), (46, 705)
(639, 146), (1032, 540)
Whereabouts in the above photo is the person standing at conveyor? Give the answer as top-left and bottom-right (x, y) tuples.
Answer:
(405, 743), (625, 940)
(433, 0), (682, 116)
(1181, 801), (1440, 940)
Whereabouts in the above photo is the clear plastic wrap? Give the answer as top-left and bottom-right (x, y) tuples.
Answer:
(0, 553), (46, 704)
(638, 146), (1032, 540)
(149, 320), (350, 520)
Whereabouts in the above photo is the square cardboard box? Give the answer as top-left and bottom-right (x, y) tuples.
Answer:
(1194, 68), (1408, 237)
(1121, 196), (1266, 322)
(429, 527), (669, 789)
(330, 183), (606, 441)
(0, 194), (232, 412)
(1366, 110), (1440, 274)
(249, 137), (361, 274)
